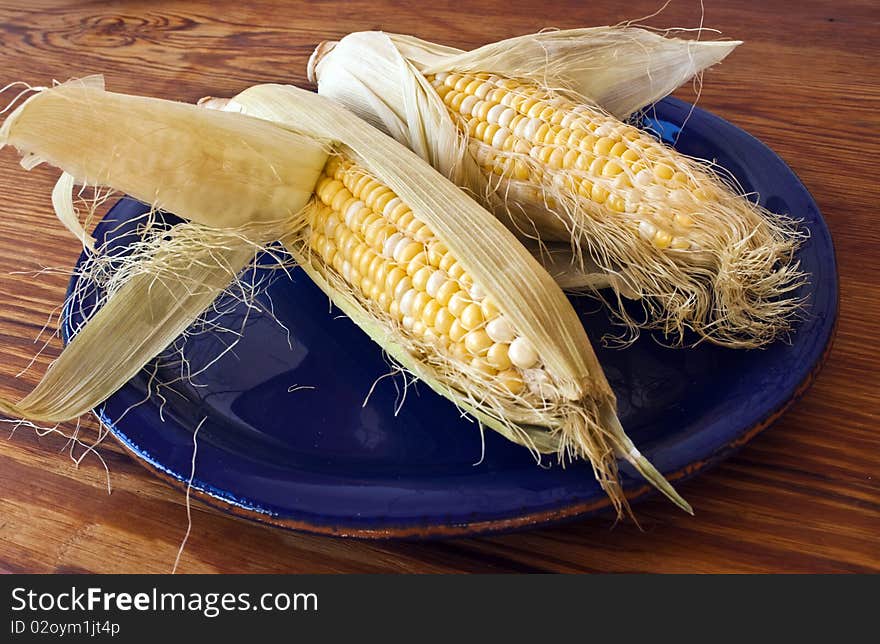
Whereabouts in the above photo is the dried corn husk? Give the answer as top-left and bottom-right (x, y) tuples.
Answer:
(0, 79), (328, 421)
(1, 77), (328, 231)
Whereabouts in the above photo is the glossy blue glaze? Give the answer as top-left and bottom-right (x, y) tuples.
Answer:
(63, 97), (837, 536)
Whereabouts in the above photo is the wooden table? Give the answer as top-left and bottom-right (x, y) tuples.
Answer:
(0, 0), (876, 574)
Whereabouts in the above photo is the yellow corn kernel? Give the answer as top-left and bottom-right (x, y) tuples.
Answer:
(470, 357), (497, 377)
(486, 343), (512, 371)
(421, 299), (441, 326)
(447, 290), (470, 318)
(435, 278), (459, 306)
(654, 164), (674, 181)
(412, 265), (432, 292)
(497, 369), (524, 395)
(464, 329), (492, 356)
(460, 303), (484, 331)
(449, 319), (467, 343)
(434, 307), (455, 336)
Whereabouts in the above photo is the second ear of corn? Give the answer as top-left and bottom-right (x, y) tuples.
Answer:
(309, 29), (807, 348)
(0, 80), (690, 516)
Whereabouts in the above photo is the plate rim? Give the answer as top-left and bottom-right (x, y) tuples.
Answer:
(63, 96), (839, 539)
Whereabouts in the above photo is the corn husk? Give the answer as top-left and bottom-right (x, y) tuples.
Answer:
(0, 79), (328, 421)
(0, 229), (258, 423)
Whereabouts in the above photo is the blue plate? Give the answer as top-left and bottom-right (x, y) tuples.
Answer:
(62, 97), (837, 538)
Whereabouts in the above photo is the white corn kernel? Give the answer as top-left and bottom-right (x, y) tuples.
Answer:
(460, 95), (478, 116)
(638, 220), (657, 242)
(486, 316), (515, 343)
(392, 235), (412, 262)
(487, 103), (506, 125)
(383, 232), (403, 258)
(522, 117), (543, 141)
(343, 200), (364, 227)
(560, 111), (579, 128)
(382, 197), (402, 217)
(498, 107), (516, 128)
(669, 189), (691, 206)
(426, 270), (447, 298)
(468, 281), (486, 301)
(634, 169), (653, 187)
(400, 288), (417, 316)
(491, 127), (510, 149)
(509, 336), (538, 369)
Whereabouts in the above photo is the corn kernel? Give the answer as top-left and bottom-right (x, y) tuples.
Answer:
(447, 290), (469, 318)
(465, 329), (493, 356)
(385, 267), (407, 295)
(654, 164), (674, 181)
(486, 343), (512, 370)
(449, 319), (467, 343)
(421, 300), (441, 326)
(460, 303), (484, 331)
(594, 137), (615, 156)
(470, 357), (497, 377)
(434, 307), (455, 336)
(497, 369), (524, 395)
(509, 337), (538, 369)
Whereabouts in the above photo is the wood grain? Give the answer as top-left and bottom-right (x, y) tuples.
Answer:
(0, 0), (877, 573)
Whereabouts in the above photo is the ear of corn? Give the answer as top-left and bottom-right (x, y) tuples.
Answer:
(309, 29), (807, 348)
(0, 80), (690, 515)
(213, 84), (692, 513)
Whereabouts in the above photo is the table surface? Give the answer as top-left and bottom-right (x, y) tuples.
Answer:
(0, 0), (877, 574)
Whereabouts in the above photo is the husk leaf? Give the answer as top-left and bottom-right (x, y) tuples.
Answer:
(309, 28), (739, 181)
(0, 232), (257, 423)
(0, 80), (329, 422)
(0, 78), (329, 234)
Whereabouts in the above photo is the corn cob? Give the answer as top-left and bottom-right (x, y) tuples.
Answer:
(431, 71), (697, 250)
(310, 156), (539, 394)
(0, 80), (690, 515)
(309, 30), (806, 348)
